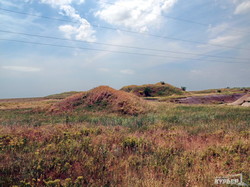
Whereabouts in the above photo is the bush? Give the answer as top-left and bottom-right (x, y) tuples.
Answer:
(144, 87), (152, 97)
(181, 86), (186, 91)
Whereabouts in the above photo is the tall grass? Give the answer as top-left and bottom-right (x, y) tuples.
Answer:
(0, 102), (249, 186)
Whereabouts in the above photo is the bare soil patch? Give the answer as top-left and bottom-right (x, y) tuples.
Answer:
(170, 93), (245, 104)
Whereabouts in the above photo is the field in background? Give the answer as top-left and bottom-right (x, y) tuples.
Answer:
(0, 90), (250, 186)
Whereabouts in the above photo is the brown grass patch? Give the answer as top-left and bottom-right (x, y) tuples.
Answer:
(50, 86), (150, 115)
(0, 98), (58, 110)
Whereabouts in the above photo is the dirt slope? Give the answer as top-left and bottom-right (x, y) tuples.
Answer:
(228, 93), (250, 106)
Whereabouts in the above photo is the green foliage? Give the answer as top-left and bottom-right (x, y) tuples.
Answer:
(181, 86), (186, 91)
(143, 87), (152, 97)
(122, 137), (141, 151)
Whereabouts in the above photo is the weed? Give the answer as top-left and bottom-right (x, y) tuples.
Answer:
(0, 97), (249, 186)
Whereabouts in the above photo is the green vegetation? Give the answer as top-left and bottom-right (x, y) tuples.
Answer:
(0, 98), (250, 186)
(181, 86), (186, 91)
(143, 87), (152, 97)
(121, 82), (184, 97)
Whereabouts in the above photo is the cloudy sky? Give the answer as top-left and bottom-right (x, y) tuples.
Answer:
(0, 0), (250, 98)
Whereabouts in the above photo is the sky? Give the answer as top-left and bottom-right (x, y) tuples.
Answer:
(0, 0), (250, 98)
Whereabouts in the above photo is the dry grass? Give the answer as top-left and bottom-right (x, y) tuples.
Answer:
(45, 91), (82, 99)
(0, 122), (249, 186)
(0, 90), (250, 186)
(190, 87), (249, 95)
(0, 99), (58, 110)
(50, 86), (150, 115)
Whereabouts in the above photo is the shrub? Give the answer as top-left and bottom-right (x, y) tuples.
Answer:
(181, 86), (186, 91)
(144, 87), (152, 97)
(122, 137), (140, 151)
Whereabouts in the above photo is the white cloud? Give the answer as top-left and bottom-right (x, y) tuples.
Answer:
(209, 34), (241, 45)
(2, 66), (41, 72)
(59, 5), (81, 20)
(207, 23), (229, 37)
(98, 68), (110, 72)
(206, 23), (244, 47)
(120, 69), (135, 74)
(59, 22), (96, 42)
(95, 0), (177, 32)
(39, 0), (95, 42)
(234, 1), (250, 14)
(59, 5), (96, 42)
(58, 25), (75, 39)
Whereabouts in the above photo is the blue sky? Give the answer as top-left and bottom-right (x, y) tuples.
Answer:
(0, 0), (250, 98)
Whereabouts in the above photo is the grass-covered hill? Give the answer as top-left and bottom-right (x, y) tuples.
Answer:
(50, 86), (150, 115)
(120, 82), (184, 97)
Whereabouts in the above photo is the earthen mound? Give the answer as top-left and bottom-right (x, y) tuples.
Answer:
(50, 86), (149, 115)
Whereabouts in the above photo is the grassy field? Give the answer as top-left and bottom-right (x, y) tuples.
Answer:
(0, 97), (250, 186)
